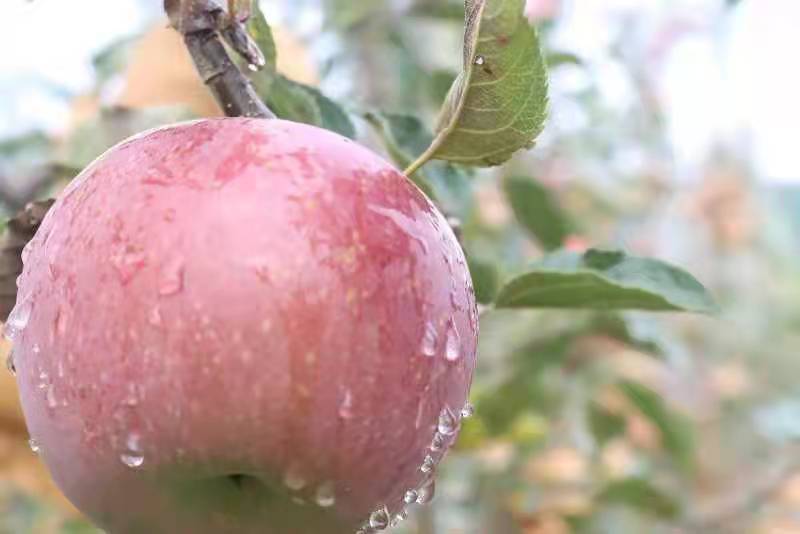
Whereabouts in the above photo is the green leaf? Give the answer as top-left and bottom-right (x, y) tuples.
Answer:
(619, 381), (694, 469)
(546, 50), (583, 68)
(504, 175), (573, 250)
(246, 2), (278, 66)
(596, 478), (681, 519)
(409, 0), (548, 172)
(494, 249), (718, 313)
(364, 112), (473, 216)
(588, 402), (626, 445)
(247, 5), (356, 139)
(410, 2), (467, 20)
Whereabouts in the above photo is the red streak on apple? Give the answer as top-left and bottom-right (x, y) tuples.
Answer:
(11, 118), (477, 533)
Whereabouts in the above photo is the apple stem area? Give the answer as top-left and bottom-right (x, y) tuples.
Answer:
(165, 0), (275, 120)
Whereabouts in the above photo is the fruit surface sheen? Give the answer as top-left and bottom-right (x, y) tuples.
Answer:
(10, 118), (478, 534)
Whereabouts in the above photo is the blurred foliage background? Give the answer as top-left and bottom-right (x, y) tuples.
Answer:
(1, 0), (800, 533)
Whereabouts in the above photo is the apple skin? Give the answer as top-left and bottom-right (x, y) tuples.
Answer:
(9, 118), (478, 534)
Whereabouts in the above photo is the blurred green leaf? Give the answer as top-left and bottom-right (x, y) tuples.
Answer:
(364, 112), (473, 216)
(596, 478), (681, 519)
(409, 2), (466, 20)
(547, 50), (583, 68)
(619, 381), (694, 469)
(589, 403), (627, 445)
(60, 519), (103, 534)
(428, 68), (459, 106)
(0, 132), (52, 172)
(247, 5), (356, 139)
(92, 36), (137, 84)
(504, 175), (573, 250)
(247, 2), (278, 66)
(467, 255), (500, 304)
(495, 249), (718, 313)
(410, 0), (548, 170)
(589, 314), (665, 357)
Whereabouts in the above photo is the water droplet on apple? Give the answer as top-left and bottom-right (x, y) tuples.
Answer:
(403, 490), (418, 504)
(420, 454), (435, 474)
(430, 432), (445, 452)
(391, 509), (409, 526)
(5, 298), (32, 341)
(438, 406), (459, 436)
(416, 478), (435, 504)
(283, 464), (307, 491)
(46, 386), (58, 408)
(475, 55), (486, 66)
(369, 506), (390, 530)
(460, 402), (475, 419)
(47, 261), (60, 281)
(338, 389), (354, 420)
(420, 322), (438, 357)
(159, 257), (185, 296)
(32, 344), (40, 354)
(28, 438), (40, 454)
(120, 433), (145, 469)
(110, 247), (147, 285)
(445, 320), (461, 362)
(121, 453), (145, 469)
(54, 307), (69, 337)
(314, 481), (336, 507)
(148, 306), (162, 327)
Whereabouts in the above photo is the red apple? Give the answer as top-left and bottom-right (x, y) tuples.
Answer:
(7, 118), (478, 533)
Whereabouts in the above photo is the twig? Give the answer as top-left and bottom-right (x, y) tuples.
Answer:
(0, 200), (55, 321)
(165, 0), (273, 119)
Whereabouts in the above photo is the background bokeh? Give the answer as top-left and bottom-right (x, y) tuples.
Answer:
(1, 0), (799, 533)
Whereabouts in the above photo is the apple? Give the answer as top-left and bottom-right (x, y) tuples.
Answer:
(7, 118), (478, 533)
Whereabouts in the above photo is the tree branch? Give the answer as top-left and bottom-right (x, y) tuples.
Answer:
(165, 0), (274, 119)
(0, 200), (55, 321)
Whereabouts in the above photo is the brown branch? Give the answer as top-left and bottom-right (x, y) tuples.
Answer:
(0, 200), (55, 321)
(165, 0), (273, 119)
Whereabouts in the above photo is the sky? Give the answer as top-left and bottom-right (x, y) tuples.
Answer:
(0, 0), (797, 183)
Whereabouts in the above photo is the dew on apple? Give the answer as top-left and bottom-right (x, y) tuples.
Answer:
(338, 389), (354, 420)
(28, 438), (40, 454)
(5, 297), (32, 341)
(416, 478), (435, 504)
(475, 55), (486, 65)
(368, 506), (390, 529)
(313, 480), (336, 507)
(403, 490), (418, 504)
(438, 406), (459, 436)
(283, 464), (307, 491)
(420, 454), (435, 474)
(120, 433), (145, 469)
(37, 371), (49, 389)
(420, 322), (438, 357)
(390, 510), (408, 527)
(445, 320), (461, 361)
(46, 386), (58, 408)
(158, 256), (185, 296)
(460, 402), (475, 419)
(148, 306), (162, 326)
(430, 432), (445, 452)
